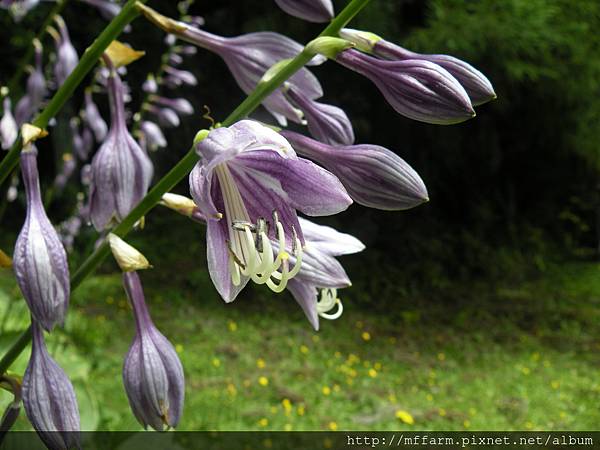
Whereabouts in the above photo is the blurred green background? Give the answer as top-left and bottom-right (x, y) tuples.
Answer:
(1, 0), (600, 432)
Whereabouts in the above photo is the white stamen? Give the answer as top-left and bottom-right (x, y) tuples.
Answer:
(215, 163), (303, 292)
(317, 288), (344, 320)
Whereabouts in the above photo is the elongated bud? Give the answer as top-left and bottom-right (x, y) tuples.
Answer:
(274, 0), (333, 23)
(52, 16), (79, 85)
(13, 147), (70, 331)
(160, 193), (196, 217)
(108, 234), (151, 272)
(122, 271), (185, 431)
(84, 90), (108, 142)
(283, 130), (428, 210)
(335, 49), (475, 125)
(150, 96), (194, 115)
(285, 86), (354, 145)
(0, 97), (17, 150)
(140, 121), (166, 151)
(22, 322), (81, 450)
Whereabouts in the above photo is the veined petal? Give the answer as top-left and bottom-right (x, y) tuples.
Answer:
(298, 217), (365, 256)
(287, 279), (319, 331)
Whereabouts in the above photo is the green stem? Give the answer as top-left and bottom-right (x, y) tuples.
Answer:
(0, 0), (371, 376)
(7, 0), (70, 94)
(0, 0), (148, 187)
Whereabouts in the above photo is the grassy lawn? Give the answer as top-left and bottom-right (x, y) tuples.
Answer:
(1, 258), (600, 431)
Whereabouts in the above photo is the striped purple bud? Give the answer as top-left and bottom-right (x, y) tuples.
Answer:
(13, 147), (70, 331)
(89, 68), (153, 230)
(282, 130), (428, 211)
(0, 98), (17, 150)
(150, 96), (193, 115)
(52, 17), (79, 86)
(15, 40), (46, 125)
(274, 0), (333, 23)
(22, 322), (81, 450)
(122, 271), (185, 431)
(140, 121), (166, 151)
(335, 48), (475, 125)
(285, 86), (354, 145)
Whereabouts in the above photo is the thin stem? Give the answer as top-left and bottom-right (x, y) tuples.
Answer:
(0, 0), (371, 376)
(0, 0), (148, 187)
(7, 0), (70, 94)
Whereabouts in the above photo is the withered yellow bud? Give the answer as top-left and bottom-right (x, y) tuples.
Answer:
(0, 249), (12, 268)
(107, 234), (151, 272)
(21, 124), (48, 147)
(104, 41), (145, 68)
(160, 193), (197, 217)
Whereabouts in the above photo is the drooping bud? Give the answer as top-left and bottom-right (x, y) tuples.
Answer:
(52, 17), (79, 86)
(142, 75), (158, 93)
(163, 66), (197, 86)
(13, 147), (70, 331)
(160, 193), (205, 222)
(340, 28), (496, 106)
(150, 96), (194, 115)
(146, 104), (180, 128)
(274, 0), (333, 23)
(0, 97), (17, 150)
(108, 233), (151, 272)
(53, 153), (76, 191)
(334, 48), (475, 125)
(1, 0), (39, 22)
(285, 86), (354, 145)
(89, 65), (153, 230)
(139, 121), (166, 151)
(83, 89), (108, 142)
(122, 271), (185, 431)
(22, 322), (81, 450)
(15, 40), (47, 125)
(282, 130), (428, 211)
(70, 118), (93, 161)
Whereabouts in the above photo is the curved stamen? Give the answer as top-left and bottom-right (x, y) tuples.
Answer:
(317, 288), (344, 320)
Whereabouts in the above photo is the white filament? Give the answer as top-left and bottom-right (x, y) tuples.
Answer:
(317, 288), (343, 320)
(215, 163), (302, 293)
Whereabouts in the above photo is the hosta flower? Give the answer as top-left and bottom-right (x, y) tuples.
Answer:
(137, 5), (324, 126)
(139, 120), (166, 151)
(340, 28), (496, 106)
(286, 217), (364, 330)
(285, 86), (354, 145)
(52, 17), (79, 86)
(149, 96), (193, 115)
(0, 97), (17, 150)
(283, 130), (428, 210)
(163, 66), (197, 87)
(122, 271), (184, 431)
(146, 104), (180, 128)
(334, 48), (475, 125)
(0, 0), (39, 22)
(84, 89), (108, 142)
(274, 0), (334, 23)
(89, 66), (153, 230)
(189, 120), (352, 302)
(13, 147), (70, 331)
(22, 322), (80, 450)
(15, 40), (46, 125)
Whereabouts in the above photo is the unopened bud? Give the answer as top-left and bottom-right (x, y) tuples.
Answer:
(108, 234), (151, 272)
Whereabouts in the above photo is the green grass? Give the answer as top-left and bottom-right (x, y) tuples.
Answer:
(1, 260), (600, 431)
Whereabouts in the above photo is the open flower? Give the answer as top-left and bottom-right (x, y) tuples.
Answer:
(274, 0), (334, 23)
(122, 271), (185, 431)
(286, 217), (364, 330)
(282, 130), (428, 210)
(13, 147), (70, 331)
(189, 120), (352, 302)
(22, 322), (80, 450)
(89, 65), (153, 230)
(334, 48), (475, 125)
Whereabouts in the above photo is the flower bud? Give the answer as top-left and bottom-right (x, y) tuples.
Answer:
(83, 89), (108, 142)
(0, 97), (17, 150)
(52, 17), (79, 85)
(285, 86), (354, 145)
(108, 233), (151, 272)
(22, 322), (80, 450)
(274, 0), (333, 23)
(122, 271), (185, 431)
(335, 48), (475, 125)
(150, 96), (194, 115)
(140, 121), (167, 151)
(147, 104), (180, 128)
(13, 147), (70, 331)
(282, 130), (428, 211)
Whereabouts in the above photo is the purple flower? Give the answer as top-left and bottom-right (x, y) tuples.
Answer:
(335, 48), (475, 125)
(0, 0), (39, 21)
(122, 271), (185, 431)
(171, 24), (323, 125)
(89, 68), (153, 231)
(142, 75), (158, 94)
(285, 86), (354, 145)
(52, 17), (79, 86)
(150, 96), (194, 115)
(53, 153), (76, 192)
(15, 40), (46, 125)
(83, 89), (108, 142)
(0, 97), (17, 150)
(70, 118), (93, 161)
(139, 121), (167, 151)
(13, 147), (70, 331)
(274, 0), (333, 23)
(22, 322), (80, 450)
(286, 217), (364, 330)
(282, 130), (428, 210)
(189, 120), (352, 302)
(147, 104), (180, 128)
(163, 66), (197, 87)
